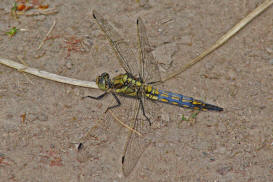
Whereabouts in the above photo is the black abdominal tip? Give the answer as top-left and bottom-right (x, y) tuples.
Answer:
(93, 13), (96, 19)
(137, 18), (139, 24)
(204, 103), (223, 112)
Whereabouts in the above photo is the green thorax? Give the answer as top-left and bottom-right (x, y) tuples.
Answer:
(96, 72), (154, 97)
(112, 73), (143, 96)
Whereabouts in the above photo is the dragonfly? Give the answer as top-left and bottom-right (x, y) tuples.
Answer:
(86, 10), (223, 176)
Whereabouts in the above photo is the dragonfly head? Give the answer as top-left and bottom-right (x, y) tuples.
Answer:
(96, 72), (112, 91)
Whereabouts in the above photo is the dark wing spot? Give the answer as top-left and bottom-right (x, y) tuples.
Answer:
(122, 156), (125, 164)
(77, 143), (83, 151)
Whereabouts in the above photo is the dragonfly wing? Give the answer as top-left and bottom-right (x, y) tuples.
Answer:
(122, 98), (152, 176)
(99, 94), (150, 176)
(93, 10), (139, 76)
(137, 17), (161, 84)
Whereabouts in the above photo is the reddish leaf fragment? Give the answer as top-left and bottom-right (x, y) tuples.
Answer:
(39, 4), (49, 10)
(50, 157), (63, 166)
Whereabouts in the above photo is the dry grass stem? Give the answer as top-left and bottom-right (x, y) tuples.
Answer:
(0, 57), (98, 89)
(163, 0), (273, 82)
(38, 20), (56, 50)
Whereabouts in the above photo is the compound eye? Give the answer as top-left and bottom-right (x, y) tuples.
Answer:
(101, 72), (109, 79)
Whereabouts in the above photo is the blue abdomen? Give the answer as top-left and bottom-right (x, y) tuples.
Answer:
(155, 89), (223, 111)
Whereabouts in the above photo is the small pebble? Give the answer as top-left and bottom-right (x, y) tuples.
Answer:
(34, 15), (46, 21)
(265, 47), (272, 54)
(179, 34), (192, 45)
(65, 61), (73, 69)
(38, 113), (48, 122)
(227, 70), (237, 80)
(161, 113), (170, 122)
(216, 166), (233, 176)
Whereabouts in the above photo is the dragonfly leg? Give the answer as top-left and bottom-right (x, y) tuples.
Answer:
(82, 92), (108, 100)
(139, 98), (151, 126)
(147, 80), (162, 85)
(105, 93), (121, 113)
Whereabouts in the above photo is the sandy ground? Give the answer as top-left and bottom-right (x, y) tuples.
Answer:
(0, 0), (272, 181)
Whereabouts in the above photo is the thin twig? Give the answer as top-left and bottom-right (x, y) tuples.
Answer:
(25, 8), (58, 16)
(109, 110), (142, 136)
(38, 20), (56, 50)
(0, 57), (98, 89)
(163, 0), (273, 82)
(17, 56), (34, 85)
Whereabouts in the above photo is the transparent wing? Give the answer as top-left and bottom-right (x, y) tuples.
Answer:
(102, 95), (163, 176)
(103, 95), (136, 131)
(93, 10), (139, 76)
(122, 94), (165, 176)
(137, 17), (161, 84)
(121, 98), (152, 176)
(100, 94), (151, 176)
